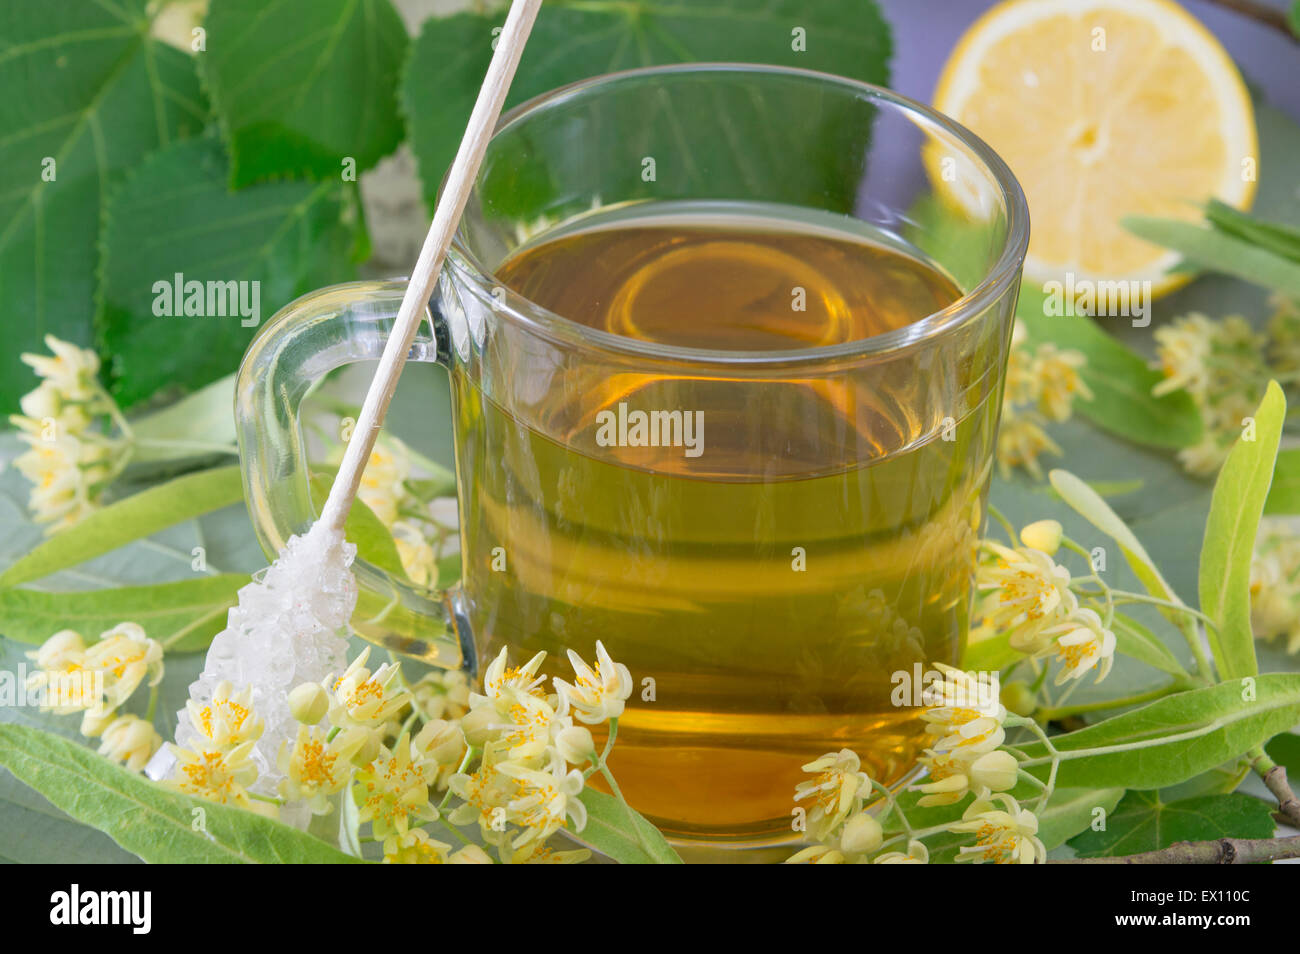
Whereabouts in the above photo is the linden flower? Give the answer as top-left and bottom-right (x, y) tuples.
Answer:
(977, 543), (1077, 652)
(412, 667), (471, 721)
(1041, 607), (1117, 685)
(497, 750), (587, 853)
(383, 828), (452, 865)
(167, 740), (260, 809)
(11, 430), (120, 532)
(784, 844), (847, 864)
(1251, 519), (1300, 655)
(25, 630), (101, 714)
(554, 640), (633, 725)
(447, 741), (517, 840)
(97, 714), (162, 772)
(392, 520), (438, 588)
(920, 662), (1007, 729)
(279, 724), (369, 812)
(329, 648), (410, 730)
(20, 335), (101, 398)
(794, 748), (871, 841)
(186, 681), (264, 750)
(462, 684), (563, 765)
(352, 734), (439, 847)
(356, 439), (411, 527)
(874, 840), (929, 864)
(1032, 343), (1092, 422)
(83, 623), (163, 711)
(994, 407), (1061, 480)
(514, 843), (592, 864)
(950, 794), (1045, 865)
(476, 646), (549, 704)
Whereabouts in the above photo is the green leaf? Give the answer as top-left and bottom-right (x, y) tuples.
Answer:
(1265, 447), (1300, 515)
(1290, 0), (1300, 38)
(961, 631), (1020, 673)
(0, 575), (245, 652)
(1037, 786), (1125, 850)
(1204, 199), (1300, 263)
(0, 724), (359, 863)
(1049, 469), (1186, 612)
(1067, 790), (1275, 858)
(1160, 759), (1249, 801)
(1265, 732), (1300, 776)
(96, 137), (361, 408)
(403, 0), (891, 210)
(309, 474), (405, 579)
(1018, 674), (1300, 790)
(203, 0), (408, 186)
(1017, 294), (1202, 449)
(0, 0), (207, 412)
(129, 374), (238, 464)
(577, 787), (683, 864)
(0, 466), (244, 587)
(1110, 613), (1190, 679)
(1199, 381), (1285, 680)
(1123, 216), (1300, 298)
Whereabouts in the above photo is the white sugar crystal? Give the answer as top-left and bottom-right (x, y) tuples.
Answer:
(149, 523), (357, 828)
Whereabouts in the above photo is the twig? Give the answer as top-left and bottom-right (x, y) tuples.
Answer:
(1053, 833), (1300, 864)
(1250, 747), (1300, 828)
(1202, 0), (1297, 41)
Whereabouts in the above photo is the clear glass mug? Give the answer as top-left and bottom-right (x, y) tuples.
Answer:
(236, 64), (1029, 846)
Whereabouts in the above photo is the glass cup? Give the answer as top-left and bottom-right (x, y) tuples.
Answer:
(236, 63), (1029, 847)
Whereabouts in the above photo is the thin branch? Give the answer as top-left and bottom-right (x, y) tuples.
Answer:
(1052, 833), (1300, 864)
(1250, 747), (1300, 828)
(1201, 0), (1297, 41)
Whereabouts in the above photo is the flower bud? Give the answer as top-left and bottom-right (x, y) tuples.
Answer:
(449, 844), (493, 864)
(1000, 680), (1037, 717)
(415, 718), (465, 765)
(1019, 519), (1063, 555)
(288, 682), (329, 724)
(839, 812), (883, 855)
(352, 729), (382, 767)
(460, 705), (500, 745)
(555, 725), (596, 765)
(969, 750), (1020, 792)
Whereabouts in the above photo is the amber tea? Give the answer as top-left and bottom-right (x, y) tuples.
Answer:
(450, 203), (995, 843)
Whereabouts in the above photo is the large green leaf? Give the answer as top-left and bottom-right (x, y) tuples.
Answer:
(1018, 674), (1300, 790)
(203, 0), (408, 185)
(0, 724), (359, 863)
(403, 0), (891, 209)
(576, 788), (683, 864)
(1124, 216), (1300, 298)
(1067, 789), (1275, 858)
(0, 466), (244, 587)
(0, 575), (245, 652)
(0, 0), (207, 412)
(1199, 382), (1285, 680)
(1265, 447), (1300, 515)
(96, 137), (362, 407)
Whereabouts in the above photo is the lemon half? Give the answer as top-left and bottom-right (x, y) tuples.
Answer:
(933, 0), (1257, 295)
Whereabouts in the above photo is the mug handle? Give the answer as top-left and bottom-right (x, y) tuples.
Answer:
(234, 279), (473, 673)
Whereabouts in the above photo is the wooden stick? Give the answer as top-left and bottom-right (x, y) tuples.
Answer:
(319, 0), (542, 534)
